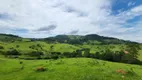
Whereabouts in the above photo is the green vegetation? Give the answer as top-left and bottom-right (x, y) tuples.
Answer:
(0, 34), (142, 80)
(0, 58), (142, 80)
(43, 34), (138, 45)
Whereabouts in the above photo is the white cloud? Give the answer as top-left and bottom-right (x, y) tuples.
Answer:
(0, 0), (142, 42)
(128, 2), (135, 7)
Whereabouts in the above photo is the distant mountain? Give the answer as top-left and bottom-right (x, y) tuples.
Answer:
(43, 34), (138, 45)
(0, 33), (138, 44)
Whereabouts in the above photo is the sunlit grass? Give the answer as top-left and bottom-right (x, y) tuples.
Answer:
(0, 58), (142, 80)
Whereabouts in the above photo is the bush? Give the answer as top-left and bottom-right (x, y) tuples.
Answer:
(29, 45), (36, 49)
(16, 45), (20, 48)
(112, 51), (123, 62)
(0, 46), (4, 49)
(121, 55), (140, 64)
(93, 52), (100, 59)
(42, 52), (61, 59)
(62, 52), (72, 58)
(19, 56), (38, 60)
(50, 52), (61, 59)
(100, 49), (114, 61)
(75, 50), (82, 57)
(83, 48), (90, 57)
(37, 44), (41, 47)
(0, 50), (5, 55)
(28, 51), (44, 58)
(5, 49), (20, 55)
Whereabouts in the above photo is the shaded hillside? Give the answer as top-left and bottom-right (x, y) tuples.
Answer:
(43, 34), (138, 45)
(0, 34), (31, 42)
(0, 34), (22, 42)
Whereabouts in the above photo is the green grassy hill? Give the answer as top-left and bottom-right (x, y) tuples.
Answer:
(0, 34), (142, 80)
(0, 34), (22, 42)
(0, 41), (80, 53)
(0, 34), (30, 42)
(43, 34), (138, 45)
(0, 34), (141, 60)
(0, 58), (142, 80)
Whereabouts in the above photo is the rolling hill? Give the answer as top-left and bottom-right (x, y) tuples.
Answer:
(0, 33), (139, 45)
(42, 34), (138, 45)
(0, 34), (142, 80)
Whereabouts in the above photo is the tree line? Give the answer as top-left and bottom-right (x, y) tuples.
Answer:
(0, 43), (141, 64)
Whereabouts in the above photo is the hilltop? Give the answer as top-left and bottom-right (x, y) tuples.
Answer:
(43, 34), (138, 45)
(0, 33), (138, 44)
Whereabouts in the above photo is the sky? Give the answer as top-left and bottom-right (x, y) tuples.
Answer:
(0, 0), (142, 42)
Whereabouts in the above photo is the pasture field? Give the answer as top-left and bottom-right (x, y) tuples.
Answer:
(0, 41), (80, 53)
(0, 41), (142, 60)
(0, 58), (142, 80)
(0, 40), (142, 80)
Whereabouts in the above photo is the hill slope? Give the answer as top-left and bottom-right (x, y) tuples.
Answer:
(0, 58), (142, 80)
(43, 34), (138, 45)
(0, 34), (22, 42)
(0, 33), (139, 44)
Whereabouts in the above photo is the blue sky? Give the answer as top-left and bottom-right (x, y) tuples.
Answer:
(0, 0), (142, 42)
(112, 0), (142, 14)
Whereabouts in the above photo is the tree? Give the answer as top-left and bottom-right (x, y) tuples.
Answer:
(50, 45), (54, 52)
(5, 49), (20, 56)
(94, 52), (101, 59)
(28, 51), (43, 58)
(49, 52), (61, 59)
(125, 43), (140, 58)
(16, 45), (20, 48)
(0, 46), (4, 49)
(62, 52), (72, 58)
(83, 48), (90, 57)
(101, 49), (113, 61)
(121, 43), (141, 64)
(112, 51), (123, 62)
(75, 49), (82, 57)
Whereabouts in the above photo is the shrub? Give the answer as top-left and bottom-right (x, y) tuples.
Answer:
(19, 61), (23, 64)
(37, 44), (41, 47)
(19, 56), (38, 60)
(62, 52), (73, 58)
(28, 51), (44, 58)
(75, 50), (82, 57)
(112, 51), (123, 62)
(121, 55), (140, 64)
(50, 52), (61, 59)
(5, 49), (20, 55)
(29, 45), (36, 49)
(94, 52), (101, 59)
(101, 50), (113, 61)
(0, 46), (4, 49)
(16, 45), (20, 48)
(83, 48), (90, 57)
(0, 50), (5, 55)
(42, 52), (61, 59)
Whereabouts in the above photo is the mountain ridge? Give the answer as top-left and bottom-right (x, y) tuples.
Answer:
(0, 33), (139, 44)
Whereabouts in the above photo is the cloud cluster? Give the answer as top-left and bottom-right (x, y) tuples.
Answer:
(36, 24), (57, 32)
(0, 0), (142, 42)
(68, 30), (79, 35)
(0, 13), (11, 20)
